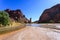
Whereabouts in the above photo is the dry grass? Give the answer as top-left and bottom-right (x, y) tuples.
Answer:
(0, 22), (25, 34)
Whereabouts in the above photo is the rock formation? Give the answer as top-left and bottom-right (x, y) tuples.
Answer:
(5, 9), (29, 23)
(38, 4), (60, 23)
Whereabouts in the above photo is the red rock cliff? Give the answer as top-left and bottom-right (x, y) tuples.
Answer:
(5, 9), (29, 23)
(38, 4), (60, 23)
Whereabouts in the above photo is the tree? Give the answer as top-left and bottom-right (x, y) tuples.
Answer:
(58, 20), (60, 23)
(0, 11), (10, 26)
(23, 15), (25, 17)
(49, 20), (54, 23)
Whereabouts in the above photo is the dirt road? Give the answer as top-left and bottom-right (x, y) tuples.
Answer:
(0, 26), (60, 40)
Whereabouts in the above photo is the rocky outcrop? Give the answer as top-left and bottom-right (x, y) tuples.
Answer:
(38, 4), (60, 23)
(5, 9), (29, 23)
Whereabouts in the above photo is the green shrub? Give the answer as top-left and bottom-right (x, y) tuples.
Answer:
(0, 11), (10, 26)
(49, 20), (54, 23)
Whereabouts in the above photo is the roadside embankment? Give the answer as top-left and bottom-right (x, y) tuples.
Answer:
(0, 22), (26, 34)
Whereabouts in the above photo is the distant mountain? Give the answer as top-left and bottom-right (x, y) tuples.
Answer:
(33, 20), (38, 23)
(38, 4), (60, 23)
(5, 9), (29, 23)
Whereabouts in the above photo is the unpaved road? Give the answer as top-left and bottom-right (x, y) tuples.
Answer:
(0, 26), (60, 40)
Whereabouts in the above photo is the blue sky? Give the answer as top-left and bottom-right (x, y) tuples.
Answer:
(0, 0), (60, 22)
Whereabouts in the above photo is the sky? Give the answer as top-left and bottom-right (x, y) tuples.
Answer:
(0, 0), (60, 22)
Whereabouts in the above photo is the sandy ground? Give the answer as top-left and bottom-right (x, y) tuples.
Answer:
(0, 26), (60, 40)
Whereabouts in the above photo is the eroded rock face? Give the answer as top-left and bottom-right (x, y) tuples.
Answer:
(38, 4), (60, 23)
(5, 9), (29, 23)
